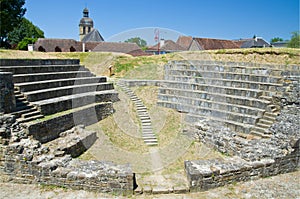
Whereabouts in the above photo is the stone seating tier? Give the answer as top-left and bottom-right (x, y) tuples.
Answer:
(167, 76), (281, 92)
(24, 82), (114, 102)
(0, 64), (88, 74)
(34, 90), (118, 115)
(13, 71), (94, 83)
(158, 61), (288, 136)
(165, 69), (282, 84)
(15, 76), (107, 92)
(158, 93), (266, 116)
(158, 87), (270, 109)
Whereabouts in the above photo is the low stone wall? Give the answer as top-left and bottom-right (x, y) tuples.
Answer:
(0, 114), (134, 195)
(0, 72), (16, 113)
(120, 79), (165, 87)
(27, 102), (114, 143)
(185, 148), (299, 191)
(0, 59), (79, 66)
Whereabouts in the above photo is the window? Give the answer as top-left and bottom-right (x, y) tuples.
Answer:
(83, 27), (86, 35)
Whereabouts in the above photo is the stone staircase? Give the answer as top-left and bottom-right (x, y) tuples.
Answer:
(12, 88), (44, 123)
(0, 59), (118, 142)
(117, 81), (158, 146)
(158, 60), (299, 138)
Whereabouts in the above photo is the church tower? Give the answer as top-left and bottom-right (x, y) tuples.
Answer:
(79, 8), (94, 41)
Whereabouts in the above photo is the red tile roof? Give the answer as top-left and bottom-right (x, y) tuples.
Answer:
(176, 36), (193, 50)
(148, 40), (186, 52)
(193, 38), (240, 50)
(92, 42), (141, 54)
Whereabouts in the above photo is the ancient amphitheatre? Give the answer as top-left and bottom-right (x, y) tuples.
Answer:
(0, 48), (299, 198)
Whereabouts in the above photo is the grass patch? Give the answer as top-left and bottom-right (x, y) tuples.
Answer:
(89, 115), (149, 153)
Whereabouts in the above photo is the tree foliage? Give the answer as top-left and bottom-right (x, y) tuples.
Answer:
(0, 0), (26, 47)
(16, 37), (37, 50)
(270, 37), (283, 43)
(8, 18), (44, 47)
(125, 37), (147, 48)
(287, 31), (300, 48)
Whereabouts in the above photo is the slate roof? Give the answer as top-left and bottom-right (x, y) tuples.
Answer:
(148, 40), (186, 52)
(239, 38), (270, 48)
(92, 42), (141, 54)
(82, 29), (104, 42)
(193, 38), (240, 50)
(176, 36), (193, 50)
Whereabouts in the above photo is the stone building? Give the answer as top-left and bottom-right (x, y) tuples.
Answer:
(79, 8), (104, 42)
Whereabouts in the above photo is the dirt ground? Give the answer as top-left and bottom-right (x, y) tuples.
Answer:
(0, 169), (299, 199)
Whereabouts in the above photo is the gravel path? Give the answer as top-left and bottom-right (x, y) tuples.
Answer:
(1, 169), (299, 199)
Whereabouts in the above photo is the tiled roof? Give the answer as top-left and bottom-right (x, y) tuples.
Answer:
(127, 49), (152, 57)
(92, 42), (141, 54)
(82, 29), (104, 42)
(176, 36), (193, 50)
(239, 38), (270, 48)
(148, 40), (186, 52)
(193, 38), (240, 50)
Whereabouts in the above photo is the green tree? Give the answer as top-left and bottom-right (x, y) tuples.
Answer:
(0, 0), (26, 48)
(8, 18), (44, 48)
(125, 37), (147, 48)
(270, 37), (283, 43)
(287, 31), (300, 48)
(16, 37), (37, 50)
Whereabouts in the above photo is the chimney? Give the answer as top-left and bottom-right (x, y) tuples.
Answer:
(160, 39), (165, 47)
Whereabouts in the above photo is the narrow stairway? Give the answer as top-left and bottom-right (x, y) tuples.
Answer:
(11, 88), (44, 123)
(116, 81), (158, 146)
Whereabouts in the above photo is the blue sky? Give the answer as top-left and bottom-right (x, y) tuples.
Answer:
(25, 0), (299, 45)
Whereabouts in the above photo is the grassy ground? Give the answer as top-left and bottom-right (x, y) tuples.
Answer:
(1, 48), (299, 80)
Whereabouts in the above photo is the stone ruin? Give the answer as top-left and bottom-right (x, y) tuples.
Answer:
(0, 59), (133, 194)
(0, 58), (299, 194)
(156, 60), (300, 191)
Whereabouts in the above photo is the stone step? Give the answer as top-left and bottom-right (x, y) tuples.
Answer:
(169, 75), (282, 92)
(250, 131), (272, 139)
(159, 81), (265, 98)
(158, 88), (270, 109)
(17, 114), (44, 123)
(264, 112), (278, 118)
(15, 76), (107, 92)
(158, 93), (266, 116)
(33, 90), (118, 115)
(11, 107), (37, 118)
(0, 59), (79, 66)
(251, 126), (269, 134)
(0, 64), (86, 74)
(159, 101), (259, 125)
(167, 69), (282, 84)
(24, 82), (114, 102)
(259, 118), (274, 125)
(13, 71), (94, 83)
(142, 130), (153, 134)
(166, 61), (294, 72)
(22, 110), (42, 118)
(43, 126), (97, 158)
(259, 95), (273, 101)
(186, 113), (254, 134)
(140, 118), (151, 122)
(27, 102), (113, 143)
(256, 122), (271, 129)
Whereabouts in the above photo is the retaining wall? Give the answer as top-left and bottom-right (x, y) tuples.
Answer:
(0, 115), (134, 195)
(0, 72), (16, 113)
(185, 144), (299, 191)
(27, 102), (114, 143)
